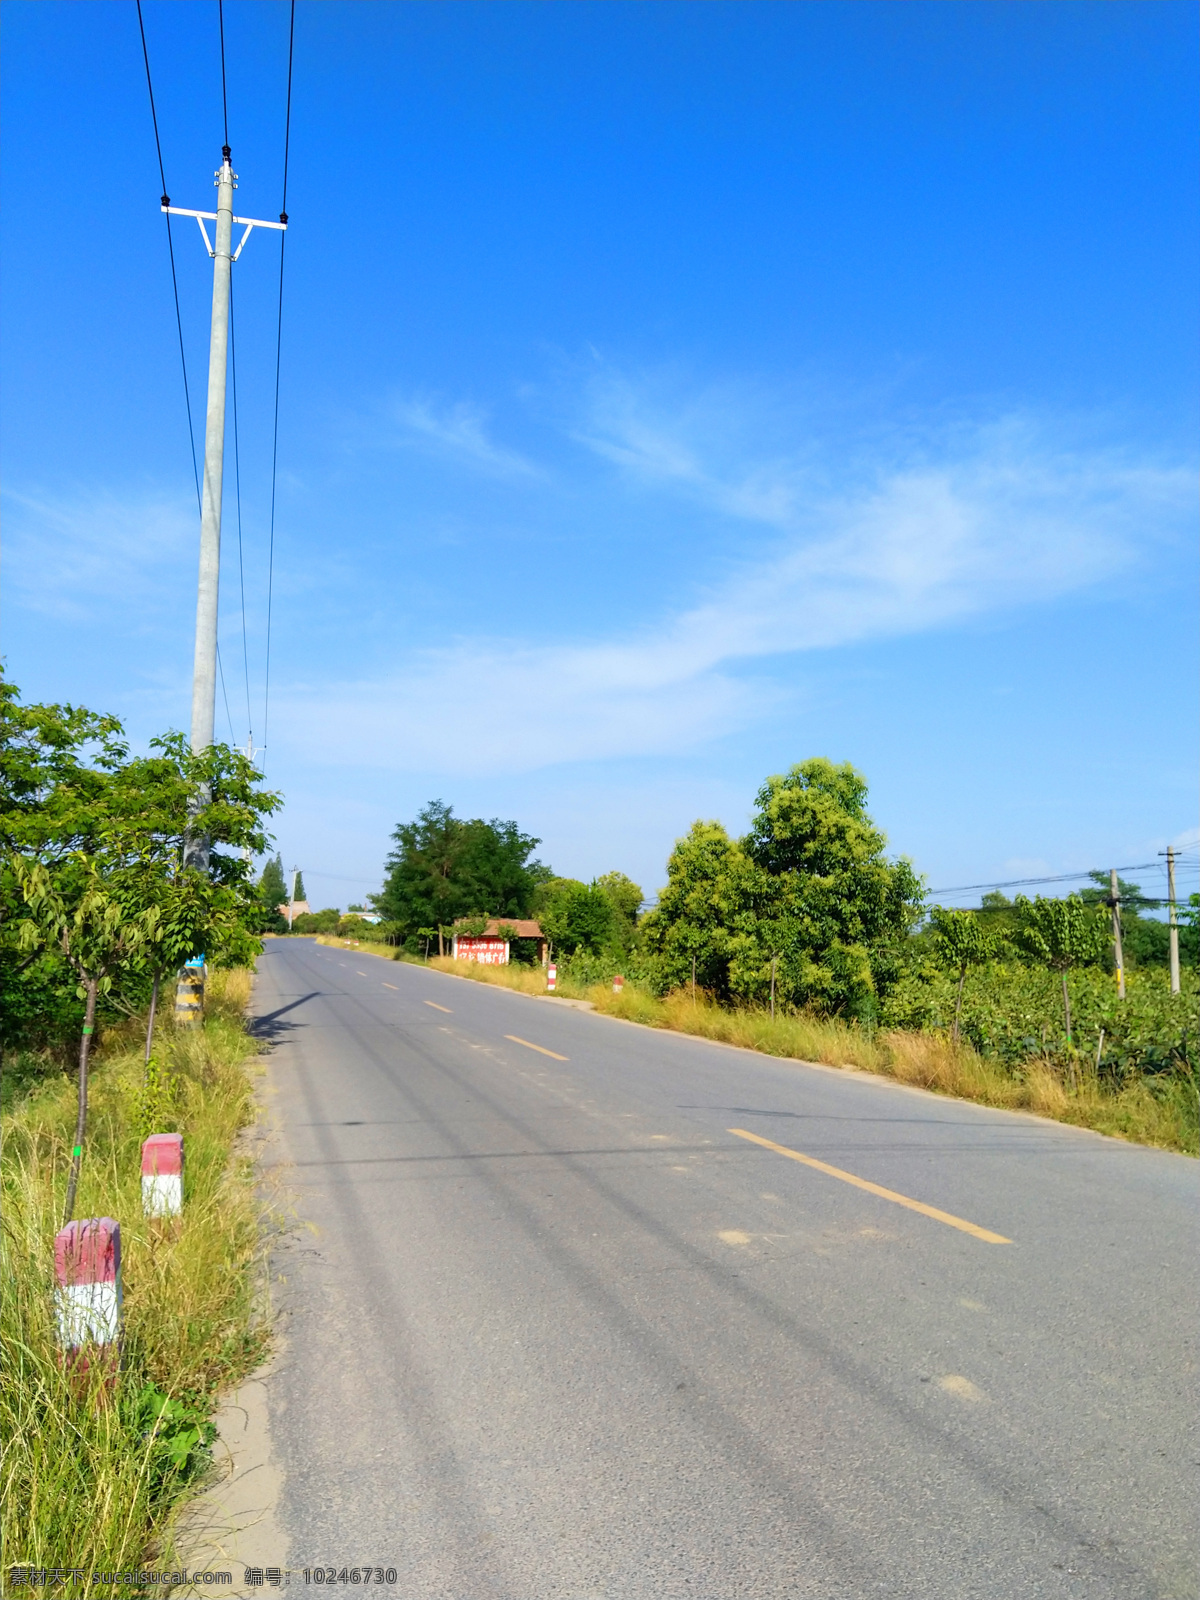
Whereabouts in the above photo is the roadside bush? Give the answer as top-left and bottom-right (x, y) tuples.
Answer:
(881, 961), (1198, 1081)
(292, 908), (340, 934)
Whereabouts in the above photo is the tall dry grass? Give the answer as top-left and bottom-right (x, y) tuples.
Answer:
(1, 970), (266, 1591)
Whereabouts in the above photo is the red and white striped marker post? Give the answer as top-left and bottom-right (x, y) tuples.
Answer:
(54, 1218), (122, 1383)
(142, 1133), (184, 1220)
(547, 963), (557, 992)
(612, 975), (624, 993)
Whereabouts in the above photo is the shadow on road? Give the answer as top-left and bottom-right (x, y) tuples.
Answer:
(250, 991), (322, 1040)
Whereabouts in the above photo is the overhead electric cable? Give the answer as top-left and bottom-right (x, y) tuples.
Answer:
(261, 0), (296, 769)
(136, 0), (203, 514)
(216, 643), (237, 744)
(218, 0), (230, 151)
(927, 862), (1172, 898)
(228, 279), (254, 748)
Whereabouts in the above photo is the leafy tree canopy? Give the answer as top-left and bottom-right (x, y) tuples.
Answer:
(535, 878), (614, 956)
(2, 678), (281, 1041)
(595, 871), (644, 948)
(930, 907), (997, 975)
(376, 800), (544, 941)
(1015, 895), (1109, 974)
(645, 761), (924, 1015)
(258, 854), (288, 909)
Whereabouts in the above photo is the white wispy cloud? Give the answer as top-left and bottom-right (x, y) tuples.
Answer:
(2, 486), (196, 621)
(273, 383), (1193, 776)
(392, 396), (542, 478)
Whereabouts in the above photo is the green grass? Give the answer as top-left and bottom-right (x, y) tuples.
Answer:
(418, 955), (1198, 1156)
(1, 970), (266, 1594)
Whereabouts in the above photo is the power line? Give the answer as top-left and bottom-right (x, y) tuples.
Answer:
(136, 0), (202, 515)
(228, 277), (254, 747)
(218, 0), (230, 151)
(262, 0), (296, 770)
(215, 641), (236, 743)
(303, 870), (385, 884)
(926, 861), (1191, 899)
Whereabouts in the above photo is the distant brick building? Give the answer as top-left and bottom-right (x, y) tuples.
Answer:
(452, 919), (546, 966)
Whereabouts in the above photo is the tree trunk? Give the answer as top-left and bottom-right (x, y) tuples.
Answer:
(1060, 970), (1072, 1050)
(144, 971), (160, 1067)
(62, 977), (98, 1227)
(953, 967), (966, 1046)
(438, 927), (444, 958)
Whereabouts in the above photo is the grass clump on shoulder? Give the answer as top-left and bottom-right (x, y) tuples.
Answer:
(1, 969), (267, 1588)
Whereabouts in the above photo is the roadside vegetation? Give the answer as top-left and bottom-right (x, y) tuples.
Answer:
(1, 972), (266, 1590)
(2, 676), (277, 1587)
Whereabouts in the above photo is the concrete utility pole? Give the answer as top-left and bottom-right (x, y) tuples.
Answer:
(288, 866), (299, 930)
(165, 151), (287, 1023)
(1109, 867), (1126, 1000)
(164, 150), (287, 870)
(1166, 846), (1181, 995)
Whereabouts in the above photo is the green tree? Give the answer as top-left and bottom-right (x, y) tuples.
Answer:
(975, 891), (1019, 947)
(647, 761), (922, 1015)
(595, 871), (644, 951)
(641, 822), (760, 997)
(258, 854), (287, 909)
(2, 679), (129, 1061)
(535, 878), (617, 957)
(929, 908), (997, 1044)
(377, 800), (543, 950)
(13, 858), (155, 1221)
(1015, 895), (1110, 1047)
(293, 869), (307, 903)
(2, 680), (280, 1197)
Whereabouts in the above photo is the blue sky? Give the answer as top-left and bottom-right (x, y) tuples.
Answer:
(3, 0), (1197, 911)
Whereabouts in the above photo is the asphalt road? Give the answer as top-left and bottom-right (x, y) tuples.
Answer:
(252, 937), (1197, 1599)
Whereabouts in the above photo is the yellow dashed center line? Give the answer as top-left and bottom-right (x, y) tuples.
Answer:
(728, 1128), (1012, 1244)
(424, 1000), (452, 1013)
(505, 1034), (569, 1061)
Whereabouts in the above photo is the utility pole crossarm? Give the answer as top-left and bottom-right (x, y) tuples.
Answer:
(163, 204), (287, 261)
(163, 204), (288, 230)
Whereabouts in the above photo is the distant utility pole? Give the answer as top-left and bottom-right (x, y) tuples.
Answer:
(164, 148), (287, 871)
(288, 865), (299, 930)
(1166, 846), (1181, 995)
(1109, 867), (1125, 1000)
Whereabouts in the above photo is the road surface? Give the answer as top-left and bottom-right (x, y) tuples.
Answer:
(251, 937), (1197, 1599)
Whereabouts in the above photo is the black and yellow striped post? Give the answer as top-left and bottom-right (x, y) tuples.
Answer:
(174, 956), (205, 1028)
